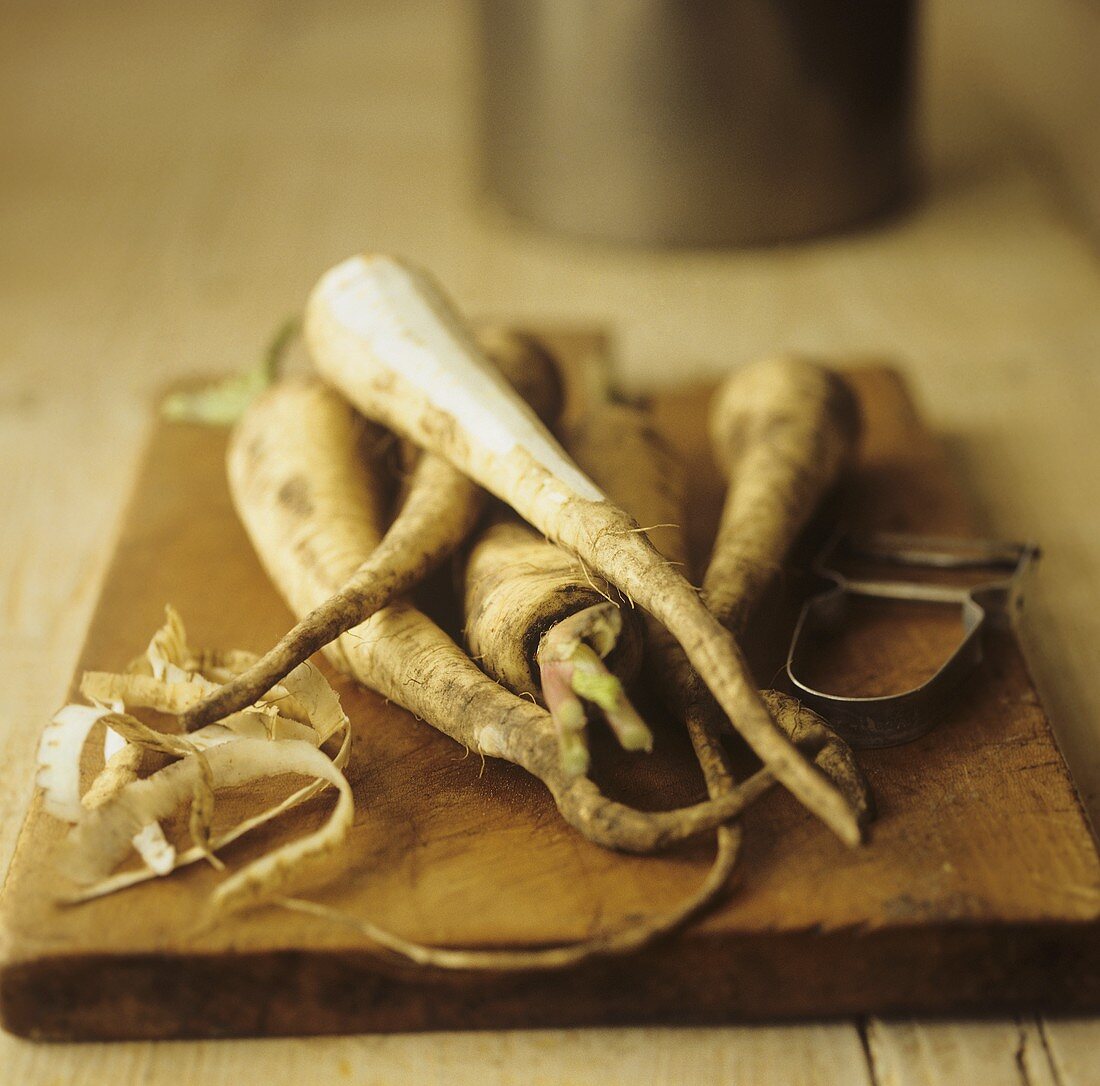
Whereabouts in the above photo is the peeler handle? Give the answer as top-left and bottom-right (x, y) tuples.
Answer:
(838, 533), (1036, 572)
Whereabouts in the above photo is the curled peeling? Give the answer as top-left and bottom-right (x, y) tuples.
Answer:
(55, 739), (352, 902)
(143, 604), (193, 679)
(37, 608), (353, 917)
(132, 822), (176, 876)
(81, 671), (220, 715)
(274, 660), (350, 743)
(83, 742), (145, 811)
(37, 704), (117, 822)
(67, 720), (351, 904)
(103, 725), (127, 762)
(209, 740), (355, 915)
(59, 739), (353, 906)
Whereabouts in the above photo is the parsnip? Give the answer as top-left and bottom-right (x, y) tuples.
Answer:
(705, 356), (862, 632)
(702, 357), (871, 823)
(563, 399), (743, 903)
(463, 513), (650, 775)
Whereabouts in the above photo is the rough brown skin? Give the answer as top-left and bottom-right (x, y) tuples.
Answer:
(463, 516), (643, 701)
(564, 400), (743, 900)
(700, 357), (872, 825)
(565, 397), (873, 827)
(331, 601), (773, 853)
(182, 328), (561, 733)
(463, 512), (649, 773)
(307, 255), (861, 847)
(461, 334), (651, 774)
(705, 356), (862, 633)
(228, 380), (774, 855)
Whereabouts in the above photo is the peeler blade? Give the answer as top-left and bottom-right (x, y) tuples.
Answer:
(785, 532), (1038, 748)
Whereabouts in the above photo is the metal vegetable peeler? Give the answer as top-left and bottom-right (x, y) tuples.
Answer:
(785, 532), (1040, 748)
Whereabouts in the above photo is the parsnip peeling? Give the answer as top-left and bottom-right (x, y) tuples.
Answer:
(66, 720), (351, 904)
(274, 659), (349, 743)
(83, 742), (145, 811)
(132, 821), (176, 876)
(59, 739), (351, 898)
(143, 604), (192, 679)
(81, 670), (220, 714)
(37, 608), (353, 917)
(37, 704), (117, 822)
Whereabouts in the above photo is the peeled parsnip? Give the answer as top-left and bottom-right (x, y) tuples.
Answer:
(306, 254), (861, 846)
(181, 327), (560, 732)
(229, 379), (773, 854)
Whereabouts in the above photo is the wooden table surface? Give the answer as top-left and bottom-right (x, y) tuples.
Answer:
(2, 1), (1099, 1082)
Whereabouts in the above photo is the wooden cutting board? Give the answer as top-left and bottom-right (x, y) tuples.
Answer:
(3, 337), (1100, 1040)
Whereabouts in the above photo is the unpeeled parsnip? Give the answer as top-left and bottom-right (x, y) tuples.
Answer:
(456, 330), (653, 773)
(701, 357), (871, 822)
(463, 514), (650, 775)
(575, 361), (870, 826)
(229, 379), (773, 855)
(563, 400), (743, 893)
(705, 356), (862, 633)
(306, 254), (861, 846)
(181, 327), (560, 732)
(565, 398), (870, 829)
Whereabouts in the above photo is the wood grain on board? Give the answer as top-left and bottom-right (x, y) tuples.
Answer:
(1, 354), (1098, 1040)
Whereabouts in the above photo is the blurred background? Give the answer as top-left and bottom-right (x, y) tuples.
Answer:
(4, 2), (1097, 387)
(2, 0), (1100, 855)
(478, 1), (916, 246)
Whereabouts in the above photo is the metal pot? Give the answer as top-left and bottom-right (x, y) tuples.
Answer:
(478, 0), (916, 246)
